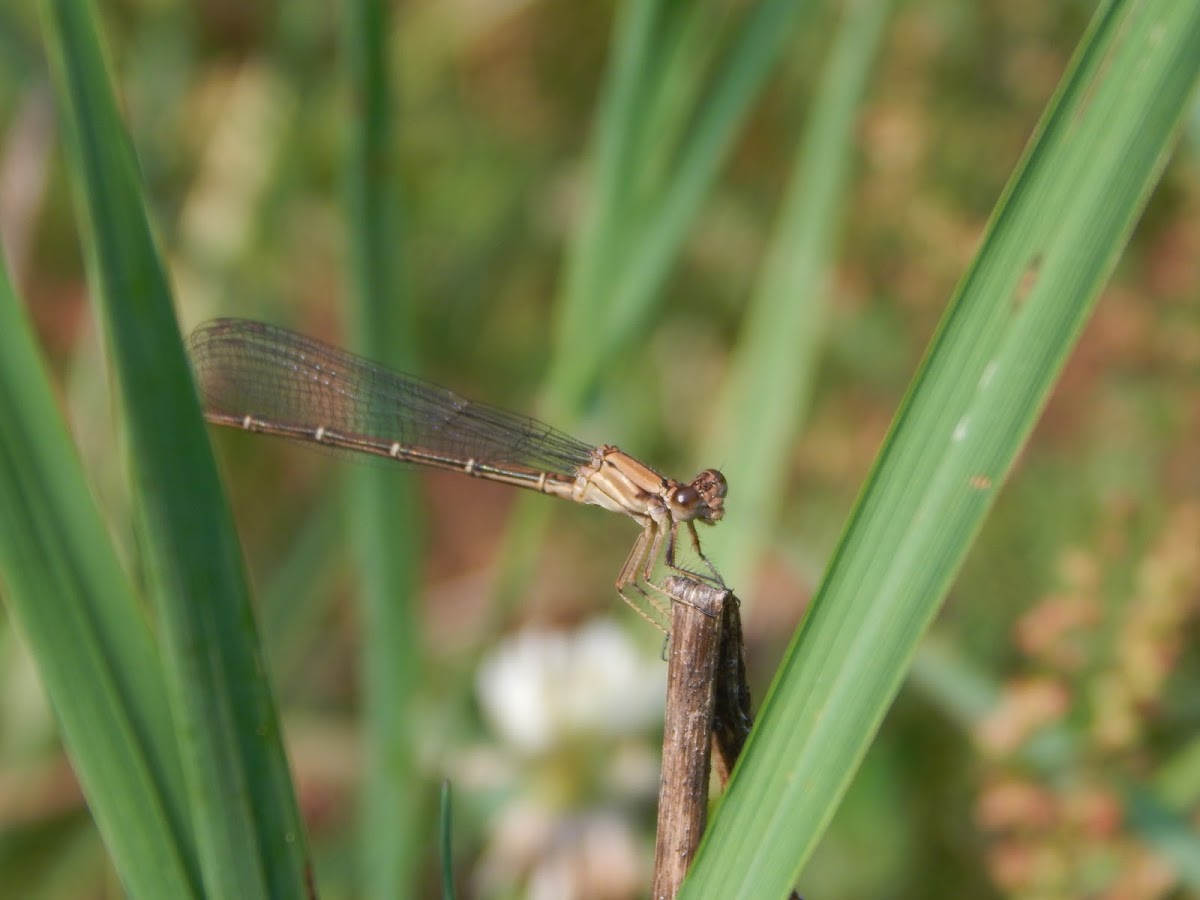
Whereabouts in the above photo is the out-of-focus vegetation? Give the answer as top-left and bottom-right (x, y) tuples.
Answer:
(1, 1), (1197, 897)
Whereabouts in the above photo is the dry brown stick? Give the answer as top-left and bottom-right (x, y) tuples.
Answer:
(651, 576), (730, 900)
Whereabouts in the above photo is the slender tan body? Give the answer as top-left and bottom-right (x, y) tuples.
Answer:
(209, 411), (727, 626)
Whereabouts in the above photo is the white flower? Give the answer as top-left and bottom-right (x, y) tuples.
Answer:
(476, 620), (665, 755)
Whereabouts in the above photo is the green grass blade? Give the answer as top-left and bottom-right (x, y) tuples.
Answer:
(342, 0), (426, 895)
(681, 1), (1200, 896)
(624, 6), (725, 201)
(39, 1), (311, 895)
(548, 0), (816, 415)
(702, 0), (894, 587)
(260, 494), (344, 689)
(0, 257), (201, 898)
(551, 0), (667, 412)
(596, 0), (812, 360)
(439, 780), (456, 900)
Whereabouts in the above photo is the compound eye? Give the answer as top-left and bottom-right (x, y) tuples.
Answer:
(673, 485), (701, 512)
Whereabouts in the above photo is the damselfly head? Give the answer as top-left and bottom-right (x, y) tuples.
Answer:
(669, 469), (727, 524)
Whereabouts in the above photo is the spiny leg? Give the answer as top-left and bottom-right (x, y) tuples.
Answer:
(616, 523), (670, 632)
(637, 523), (722, 620)
(635, 522), (721, 620)
(685, 520), (726, 586)
(640, 518), (667, 584)
(662, 521), (727, 588)
(640, 520), (700, 618)
(618, 589), (669, 635)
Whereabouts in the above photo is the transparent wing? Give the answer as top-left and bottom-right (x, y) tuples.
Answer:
(187, 318), (597, 476)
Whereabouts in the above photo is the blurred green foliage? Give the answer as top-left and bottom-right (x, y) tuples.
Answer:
(0, 0), (1197, 898)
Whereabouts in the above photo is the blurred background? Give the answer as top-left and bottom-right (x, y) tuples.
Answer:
(1, 0), (1198, 897)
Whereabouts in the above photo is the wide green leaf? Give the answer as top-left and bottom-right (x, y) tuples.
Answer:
(0, 251), (200, 899)
(40, 0), (311, 895)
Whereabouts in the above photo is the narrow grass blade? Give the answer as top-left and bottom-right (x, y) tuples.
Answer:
(682, 2), (1200, 896)
(0, 256), (201, 898)
(342, 0), (426, 895)
(439, 779), (456, 900)
(40, 1), (311, 895)
(548, 0), (816, 415)
(551, 0), (668, 411)
(624, 6), (726, 201)
(702, 0), (895, 587)
(260, 493), (344, 690)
